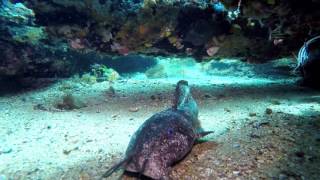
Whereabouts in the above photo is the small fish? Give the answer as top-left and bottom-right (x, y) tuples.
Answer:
(295, 35), (320, 87)
(296, 35), (320, 70)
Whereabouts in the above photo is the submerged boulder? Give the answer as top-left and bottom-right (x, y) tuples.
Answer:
(0, 0), (46, 44)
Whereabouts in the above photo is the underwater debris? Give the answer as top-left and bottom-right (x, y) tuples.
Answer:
(33, 103), (48, 111)
(0, 147), (12, 154)
(102, 80), (212, 179)
(63, 146), (79, 155)
(128, 107), (139, 112)
(265, 108), (273, 115)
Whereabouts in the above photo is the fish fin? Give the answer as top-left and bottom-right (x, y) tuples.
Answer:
(102, 158), (128, 179)
(196, 131), (214, 139)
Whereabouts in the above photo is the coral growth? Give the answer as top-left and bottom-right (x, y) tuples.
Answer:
(90, 64), (120, 83)
(1, 0), (320, 78)
(0, 0), (46, 45)
(54, 93), (86, 110)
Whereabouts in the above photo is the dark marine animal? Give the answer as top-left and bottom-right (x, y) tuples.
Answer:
(102, 80), (212, 179)
(296, 35), (320, 88)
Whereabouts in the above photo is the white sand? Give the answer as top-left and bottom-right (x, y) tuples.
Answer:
(0, 58), (319, 180)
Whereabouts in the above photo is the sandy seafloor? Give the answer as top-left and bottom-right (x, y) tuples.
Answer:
(0, 58), (320, 180)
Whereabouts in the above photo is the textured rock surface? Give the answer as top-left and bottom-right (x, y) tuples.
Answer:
(1, 0), (320, 78)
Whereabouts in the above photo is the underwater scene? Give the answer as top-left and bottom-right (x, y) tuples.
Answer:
(1, 0), (320, 179)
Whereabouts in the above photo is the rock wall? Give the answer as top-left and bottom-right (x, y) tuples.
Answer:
(1, 0), (320, 77)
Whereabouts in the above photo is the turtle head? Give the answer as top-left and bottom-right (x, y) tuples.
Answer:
(173, 80), (199, 123)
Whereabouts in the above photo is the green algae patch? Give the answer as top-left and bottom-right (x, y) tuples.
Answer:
(11, 26), (47, 45)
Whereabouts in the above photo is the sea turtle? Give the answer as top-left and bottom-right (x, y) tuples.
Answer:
(102, 80), (212, 179)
